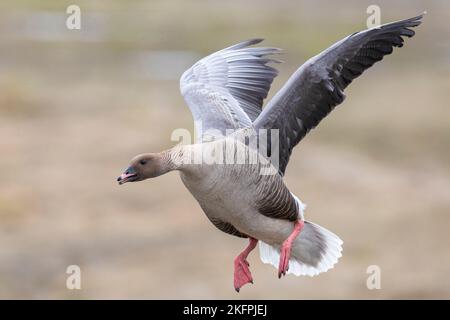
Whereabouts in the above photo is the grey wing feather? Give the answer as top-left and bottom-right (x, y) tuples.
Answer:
(209, 217), (248, 238)
(255, 175), (299, 221)
(254, 14), (424, 175)
(180, 39), (280, 141)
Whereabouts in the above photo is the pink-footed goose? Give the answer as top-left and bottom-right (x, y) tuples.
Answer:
(118, 14), (423, 292)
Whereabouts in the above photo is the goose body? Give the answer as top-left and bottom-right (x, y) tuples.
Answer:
(118, 14), (424, 291)
(178, 137), (300, 242)
(168, 133), (342, 277)
(177, 138), (338, 274)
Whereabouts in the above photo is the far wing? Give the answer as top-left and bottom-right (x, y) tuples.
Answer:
(180, 39), (280, 141)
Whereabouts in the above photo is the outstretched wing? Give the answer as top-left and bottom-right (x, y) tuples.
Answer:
(180, 39), (280, 141)
(254, 14), (424, 175)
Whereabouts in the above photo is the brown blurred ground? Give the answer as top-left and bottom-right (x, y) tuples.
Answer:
(0, 0), (450, 299)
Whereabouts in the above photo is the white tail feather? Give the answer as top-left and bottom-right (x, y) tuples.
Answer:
(259, 221), (343, 277)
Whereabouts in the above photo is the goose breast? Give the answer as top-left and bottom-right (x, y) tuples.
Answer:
(179, 138), (300, 245)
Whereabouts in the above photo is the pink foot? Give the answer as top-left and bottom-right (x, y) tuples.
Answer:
(278, 220), (304, 278)
(234, 255), (252, 292)
(233, 238), (258, 292)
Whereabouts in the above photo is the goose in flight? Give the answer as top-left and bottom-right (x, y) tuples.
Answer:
(118, 14), (423, 292)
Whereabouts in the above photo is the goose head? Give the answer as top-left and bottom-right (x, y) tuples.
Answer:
(117, 153), (169, 185)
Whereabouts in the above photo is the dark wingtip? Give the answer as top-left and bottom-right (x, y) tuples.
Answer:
(405, 12), (426, 26)
(248, 38), (265, 45)
(406, 11), (426, 22)
(240, 38), (265, 48)
(412, 12), (426, 19)
(224, 38), (265, 51)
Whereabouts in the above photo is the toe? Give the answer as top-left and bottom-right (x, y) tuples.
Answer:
(278, 247), (291, 278)
(240, 261), (252, 280)
(234, 260), (254, 292)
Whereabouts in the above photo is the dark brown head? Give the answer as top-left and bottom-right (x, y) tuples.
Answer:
(117, 153), (170, 185)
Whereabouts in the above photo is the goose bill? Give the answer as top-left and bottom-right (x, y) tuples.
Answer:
(117, 173), (138, 185)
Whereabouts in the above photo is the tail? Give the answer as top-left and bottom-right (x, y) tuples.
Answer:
(259, 221), (343, 277)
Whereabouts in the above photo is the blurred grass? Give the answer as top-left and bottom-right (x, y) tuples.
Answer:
(0, 0), (449, 299)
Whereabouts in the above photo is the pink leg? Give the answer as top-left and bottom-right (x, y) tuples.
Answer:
(234, 238), (258, 292)
(278, 220), (304, 278)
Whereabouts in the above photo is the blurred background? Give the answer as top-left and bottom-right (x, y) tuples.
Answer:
(0, 0), (449, 299)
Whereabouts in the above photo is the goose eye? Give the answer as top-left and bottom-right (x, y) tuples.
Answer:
(139, 159), (147, 165)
